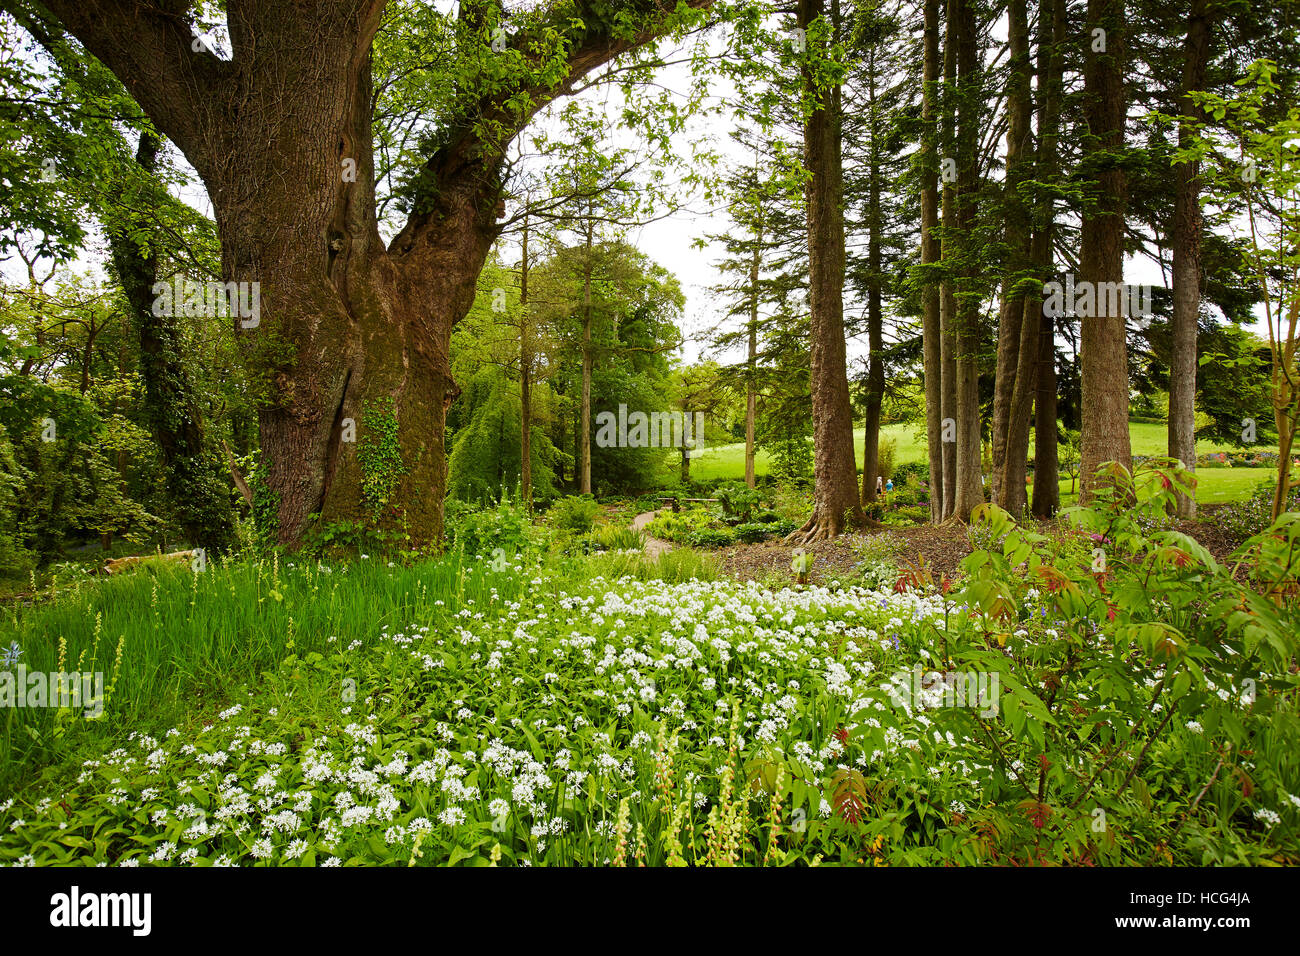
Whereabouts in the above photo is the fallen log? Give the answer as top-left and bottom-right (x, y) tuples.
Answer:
(103, 549), (199, 576)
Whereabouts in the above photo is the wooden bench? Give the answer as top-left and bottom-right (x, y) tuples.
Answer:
(656, 496), (719, 513)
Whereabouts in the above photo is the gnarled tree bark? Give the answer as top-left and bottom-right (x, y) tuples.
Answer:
(29, 0), (709, 548)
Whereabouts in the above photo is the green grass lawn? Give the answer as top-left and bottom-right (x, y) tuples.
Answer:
(689, 421), (1279, 504)
(1055, 465), (1271, 507)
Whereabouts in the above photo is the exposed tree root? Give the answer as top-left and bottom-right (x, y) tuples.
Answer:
(783, 508), (883, 546)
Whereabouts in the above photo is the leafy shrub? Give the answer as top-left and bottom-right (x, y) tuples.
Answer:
(645, 508), (714, 542)
(686, 527), (737, 548)
(939, 460), (1300, 864)
(1216, 477), (1300, 542)
(770, 518), (798, 537)
(876, 436), (897, 480)
(885, 505), (929, 526)
(589, 524), (645, 552)
(549, 495), (600, 534)
(304, 518), (409, 560)
(768, 483), (812, 523)
(734, 522), (773, 543)
(715, 481), (763, 522)
(893, 461), (930, 486)
(445, 497), (532, 557)
(685, 477), (724, 496)
(633, 493), (666, 514)
(888, 488), (918, 507)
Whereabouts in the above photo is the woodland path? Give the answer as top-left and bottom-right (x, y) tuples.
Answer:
(630, 510), (673, 560)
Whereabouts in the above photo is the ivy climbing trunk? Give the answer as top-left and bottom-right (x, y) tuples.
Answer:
(105, 128), (235, 554)
(520, 214), (533, 508)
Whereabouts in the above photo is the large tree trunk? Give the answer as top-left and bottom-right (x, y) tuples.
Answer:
(745, 215), (761, 489)
(1268, 292), (1300, 521)
(920, 0), (944, 521)
(580, 217), (594, 495)
(788, 0), (865, 543)
(860, 63), (885, 507)
(33, 0), (708, 549)
(39, 1), (483, 549)
(990, 0), (1034, 509)
(1079, 0), (1132, 502)
(237, 36), (482, 547)
(950, 0), (984, 521)
(1169, 0), (1210, 518)
(105, 129), (236, 554)
(1002, 0), (1066, 518)
(939, 0), (960, 522)
(1032, 306), (1060, 517)
(519, 215), (532, 508)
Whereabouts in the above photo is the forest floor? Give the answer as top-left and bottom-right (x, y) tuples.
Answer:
(709, 502), (1249, 586)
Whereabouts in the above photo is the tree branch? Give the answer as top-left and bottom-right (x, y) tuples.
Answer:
(18, 0), (233, 176)
(390, 0), (715, 254)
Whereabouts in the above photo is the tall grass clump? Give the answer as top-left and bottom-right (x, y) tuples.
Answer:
(0, 550), (523, 793)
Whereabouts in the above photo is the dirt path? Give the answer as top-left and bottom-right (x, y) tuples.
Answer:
(631, 510), (673, 560)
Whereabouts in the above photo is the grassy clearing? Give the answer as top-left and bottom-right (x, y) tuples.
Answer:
(689, 421), (1280, 504)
